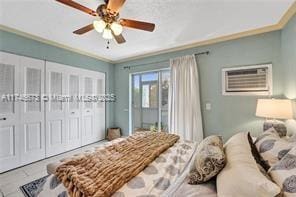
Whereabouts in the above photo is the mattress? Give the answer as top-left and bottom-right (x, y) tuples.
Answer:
(40, 138), (217, 197)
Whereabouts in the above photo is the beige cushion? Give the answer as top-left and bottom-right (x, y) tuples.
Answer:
(255, 128), (296, 167)
(269, 146), (296, 197)
(217, 132), (281, 197)
(188, 135), (225, 184)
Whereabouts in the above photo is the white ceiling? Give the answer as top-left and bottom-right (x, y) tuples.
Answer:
(0, 0), (294, 62)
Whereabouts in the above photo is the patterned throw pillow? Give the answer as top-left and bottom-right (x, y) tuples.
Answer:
(188, 135), (225, 184)
(263, 121), (287, 137)
(255, 128), (296, 167)
(269, 146), (296, 197)
(199, 135), (223, 149)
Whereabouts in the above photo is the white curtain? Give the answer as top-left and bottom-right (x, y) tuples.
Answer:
(168, 55), (203, 142)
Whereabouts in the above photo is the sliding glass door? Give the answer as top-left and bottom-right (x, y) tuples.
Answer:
(131, 69), (170, 133)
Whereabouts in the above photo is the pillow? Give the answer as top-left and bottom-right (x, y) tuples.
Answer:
(255, 128), (296, 167)
(254, 127), (279, 144)
(287, 134), (296, 142)
(247, 132), (270, 171)
(269, 146), (296, 197)
(188, 135), (225, 184)
(217, 132), (281, 197)
(199, 135), (223, 148)
(263, 121), (287, 137)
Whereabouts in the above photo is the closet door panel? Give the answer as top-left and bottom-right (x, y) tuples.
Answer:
(0, 127), (15, 157)
(24, 123), (41, 150)
(45, 62), (67, 157)
(69, 118), (79, 140)
(49, 120), (63, 145)
(0, 126), (19, 172)
(19, 57), (45, 164)
(0, 65), (15, 114)
(50, 72), (63, 111)
(66, 72), (81, 150)
(0, 52), (21, 173)
(83, 116), (93, 136)
(81, 73), (96, 145)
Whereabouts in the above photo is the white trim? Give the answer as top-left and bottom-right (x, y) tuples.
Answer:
(0, 25), (113, 63)
(129, 68), (169, 134)
(158, 72), (162, 132)
(128, 68), (170, 133)
(128, 73), (133, 135)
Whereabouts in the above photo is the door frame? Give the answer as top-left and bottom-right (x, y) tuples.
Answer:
(128, 68), (169, 135)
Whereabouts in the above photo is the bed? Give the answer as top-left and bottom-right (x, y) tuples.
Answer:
(38, 129), (296, 197)
(39, 132), (217, 197)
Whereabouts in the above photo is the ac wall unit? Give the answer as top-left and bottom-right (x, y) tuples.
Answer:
(222, 64), (272, 96)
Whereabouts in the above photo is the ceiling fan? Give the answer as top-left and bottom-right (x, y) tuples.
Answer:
(56, 0), (155, 44)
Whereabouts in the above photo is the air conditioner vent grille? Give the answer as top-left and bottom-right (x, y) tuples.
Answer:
(222, 64), (272, 96)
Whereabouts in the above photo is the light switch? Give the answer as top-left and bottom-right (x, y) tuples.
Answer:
(206, 103), (211, 111)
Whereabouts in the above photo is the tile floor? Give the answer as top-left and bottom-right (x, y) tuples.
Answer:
(0, 141), (106, 197)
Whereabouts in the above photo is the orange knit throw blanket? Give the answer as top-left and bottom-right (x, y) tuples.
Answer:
(55, 132), (179, 197)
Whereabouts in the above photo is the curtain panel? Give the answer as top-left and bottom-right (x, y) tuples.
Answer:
(168, 55), (203, 142)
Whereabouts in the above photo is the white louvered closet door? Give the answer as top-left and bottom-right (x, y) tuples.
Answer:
(66, 69), (81, 150)
(45, 62), (67, 157)
(94, 73), (106, 141)
(81, 73), (96, 145)
(19, 57), (45, 164)
(0, 52), (21, 172)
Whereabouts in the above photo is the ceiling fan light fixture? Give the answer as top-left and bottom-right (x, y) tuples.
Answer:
(110, 22), (123, 36)
(93, 20), (106, 33)
(102, 28), (113, 39)
(58, 0), (155, 44)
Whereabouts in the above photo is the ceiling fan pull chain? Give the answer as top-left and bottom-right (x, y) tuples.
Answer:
(106, 40), (110, 49)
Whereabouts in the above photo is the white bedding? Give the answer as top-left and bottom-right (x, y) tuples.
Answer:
(39, 139), (217, 197)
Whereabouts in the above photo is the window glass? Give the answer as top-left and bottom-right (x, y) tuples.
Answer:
(142, 84), (150, 108)
(132, 75), (140, 108)
(131, 70), (169, 132)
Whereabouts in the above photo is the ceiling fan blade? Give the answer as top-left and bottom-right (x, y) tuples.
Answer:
(119, 19), (155, 32)
(112, 32), (126, 44)
(107, 0), (126, 14)
(73, 24), (94, 34)
(56, 0), (97, 16)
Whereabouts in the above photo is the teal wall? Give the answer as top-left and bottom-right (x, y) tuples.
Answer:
(281, 14), (296, 133)
(115, 31), (284, 139)
(281, 14), (296, 114)
(114, 15), (296, 139)
(0, 30), (115, 128)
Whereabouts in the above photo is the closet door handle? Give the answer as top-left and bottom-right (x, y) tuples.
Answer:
(71, 112), (75, 114)
(0, 118), (7, 121)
